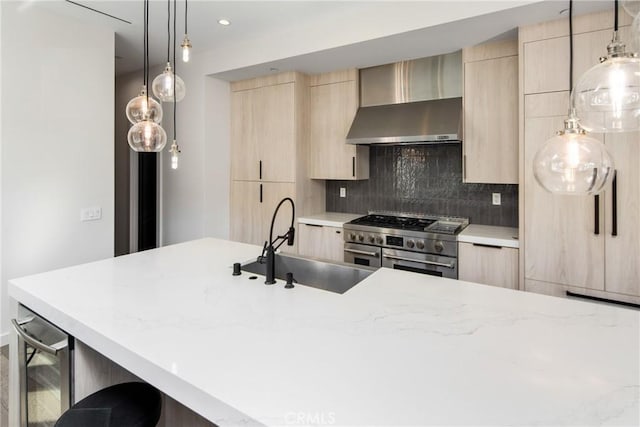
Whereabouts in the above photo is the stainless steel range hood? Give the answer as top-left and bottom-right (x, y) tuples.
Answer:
(347, 51), (462, 145)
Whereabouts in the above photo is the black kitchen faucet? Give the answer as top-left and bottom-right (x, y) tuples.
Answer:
(259, 197), (295, 284)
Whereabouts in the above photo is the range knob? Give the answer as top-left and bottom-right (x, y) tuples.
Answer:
(349, 233), (357, 241)
(357, 234), (364, 242)
(406, 239), (415, 249)
(376, 236), (384, 245)
(368, 234), (376, 243)
(416, 240), (425, 250)
(434, 241), (445, 253)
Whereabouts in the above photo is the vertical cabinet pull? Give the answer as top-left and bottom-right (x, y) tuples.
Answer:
(259, 160), (262, 180)
(463, 154), (467, 181)
(352, 157), (355, 177)
(594, 194), (600, 235)
(259, 184), (263, 203)
(612, 170), (617, 236)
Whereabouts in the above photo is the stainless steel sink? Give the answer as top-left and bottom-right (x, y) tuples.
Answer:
(241, 253), (376, 294)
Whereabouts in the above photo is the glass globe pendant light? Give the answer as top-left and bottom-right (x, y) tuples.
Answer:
(534, 0), (615, 195)
(573, 0), (640, 132)
(127, 117), (168, 152)
(534, 111), (614, 194)
(125, 85), (163, 124)
(152, 0), (186, 102)
(622, 0), (640, 17)
(152, 62), (186, 102)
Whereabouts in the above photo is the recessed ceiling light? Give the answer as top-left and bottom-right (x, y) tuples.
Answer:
(559, 8), (569, 16)
(269, 67), (279, 72)
(218, 18), (230, 26)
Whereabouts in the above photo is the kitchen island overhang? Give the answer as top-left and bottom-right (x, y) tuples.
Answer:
(8, 238), (640, 426)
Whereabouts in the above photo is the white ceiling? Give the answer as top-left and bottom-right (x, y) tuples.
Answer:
(34, 0), (613, 80)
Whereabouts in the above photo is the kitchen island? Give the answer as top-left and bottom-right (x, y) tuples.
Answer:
(8, 238), (640, 426)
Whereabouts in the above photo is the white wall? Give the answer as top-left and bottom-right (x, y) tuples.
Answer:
(0, 1), (115, 338)
(160, 60), (230, 245)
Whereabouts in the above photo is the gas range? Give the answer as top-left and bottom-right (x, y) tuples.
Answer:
(342, 212), (468, 279)
(344, 212), (469, 252)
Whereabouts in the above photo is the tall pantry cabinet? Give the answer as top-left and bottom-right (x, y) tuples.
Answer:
(229, 72), (324, 251)
(519, 9), (640, 304)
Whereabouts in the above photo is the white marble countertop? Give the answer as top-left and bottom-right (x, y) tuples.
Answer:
(297, 212), (361, 227)
(458, 224), (519, 248)
(9, 238), (639, 426)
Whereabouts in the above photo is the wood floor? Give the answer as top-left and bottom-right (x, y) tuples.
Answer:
(1, 345), (9, 427)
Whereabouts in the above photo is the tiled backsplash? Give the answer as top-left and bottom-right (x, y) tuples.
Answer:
(326, 145), (518, 227)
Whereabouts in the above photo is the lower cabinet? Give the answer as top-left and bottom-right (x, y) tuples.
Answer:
(458, 242), (519, 289)
(298, 223), (344, 262)
(230, 180), (297, 252)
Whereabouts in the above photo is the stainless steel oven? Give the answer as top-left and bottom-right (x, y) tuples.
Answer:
(382, 248), (458, 279)
(344, 242), (382, 268)
(12, 304), (73, 427)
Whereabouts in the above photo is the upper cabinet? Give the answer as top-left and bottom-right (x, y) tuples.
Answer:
(462, 39), (518, 184)
(308, 69), (369, 180)
(231, 75), (296, 183)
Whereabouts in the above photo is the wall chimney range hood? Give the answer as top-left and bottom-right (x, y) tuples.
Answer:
(346, 51), (463, 145)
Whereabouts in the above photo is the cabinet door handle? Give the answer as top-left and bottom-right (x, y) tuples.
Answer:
(472, 243), (502, 249)
(463, 154), (467, 181)
(259, 160), (262, 180)
(344, 248), (379, 257)
(259, 184), (263, 203)
(612, 170), (617, 236)
(304, 223), (323, 228)
(594, 194), (600, 235)
(352, 156), (356, 177)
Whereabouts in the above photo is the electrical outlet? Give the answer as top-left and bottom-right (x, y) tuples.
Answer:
(340, 187), (347, 198)
(81, 207), (102, 222)
(492, 193), (501, 206)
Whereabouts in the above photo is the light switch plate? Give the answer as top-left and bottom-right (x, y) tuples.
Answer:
(492, 193), (501, 206)
(340, 187), (347, 198)
(81, 206), (102, 222)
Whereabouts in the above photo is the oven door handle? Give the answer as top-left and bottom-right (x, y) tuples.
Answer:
(344, 248), (379, 258)
(383, 254), (455, 269)
(11, 318), (67, 356)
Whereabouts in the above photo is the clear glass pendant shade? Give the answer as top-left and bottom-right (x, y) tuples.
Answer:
(125, 86), (163, 124)
(152, 63), (186, 103)
(127, 120), (168, 152)
(533, 116), (614, 195)
(181, 35), (191, 63)
(572, 35), (640, 133)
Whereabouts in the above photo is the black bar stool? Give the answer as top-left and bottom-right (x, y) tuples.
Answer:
(55, 382), (162, 427)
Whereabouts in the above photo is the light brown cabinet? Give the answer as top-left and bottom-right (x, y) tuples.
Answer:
(308, 69), (369, 180)
(231, 82), (295, 182)
(229, 72), (325, 251)
(230, 181), (297, 251)
(458, 242), (518, 289)
(298, 224), (344, 262)
(519, 9), (640, 304)
(462, 39), (518, 184)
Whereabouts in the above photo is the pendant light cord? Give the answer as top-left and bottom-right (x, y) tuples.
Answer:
(570, 0), (573, 90)
(614, 0), (619, 31)
(173, 0), (177, 140)
(166, 0), (171, 62)
(184, 0), (188, 35)
(145, 0), (149, 106)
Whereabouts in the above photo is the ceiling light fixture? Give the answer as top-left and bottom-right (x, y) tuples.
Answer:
(180, 0), (191, 62)
(573, 0), (640, 132)
(127, 0), (167, 152)
(534, 0), (614, 195)
(152, 0), (186, 102)
(218, 18), (230, 26)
